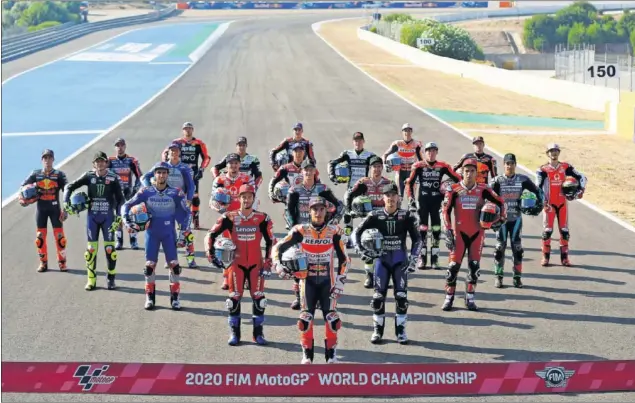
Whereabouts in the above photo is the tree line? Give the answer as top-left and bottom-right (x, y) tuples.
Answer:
(2, 1), (85, 35)
(523, 0), (635, 52)
(372, 13), (485, 62)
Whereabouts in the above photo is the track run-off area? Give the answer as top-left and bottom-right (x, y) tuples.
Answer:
(2, 5), (634, 403)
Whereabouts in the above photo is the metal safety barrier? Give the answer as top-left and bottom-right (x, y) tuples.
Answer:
(1, 6), (178, 64)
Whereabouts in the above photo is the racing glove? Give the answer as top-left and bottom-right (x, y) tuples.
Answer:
(123, 187), (132, 200)
(59, 210), (68, 223)
(210, 255), (225, 269)
(109, 216), (123, 233)
(403, 255), (417, 273)
(330, 274), (346, 299)
(63, 202), (78, 215)
(194, 170), (204, 181)
(329, 175), (338, 185)
(444, 229), (455, 251)
(576, 188), (585, 200)
(261, 258), (273, 278)
(124, 215), (140, 233)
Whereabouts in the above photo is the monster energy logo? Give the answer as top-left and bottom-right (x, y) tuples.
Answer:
(96, 184), (105, 197)
(387, 221), (396, 235)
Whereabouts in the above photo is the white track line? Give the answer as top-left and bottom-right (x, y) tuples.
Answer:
(2, 130), (106, 137)
(2, 21), (234, 208)
(463, 129), (611, 136)
(312, 18), (635, 234)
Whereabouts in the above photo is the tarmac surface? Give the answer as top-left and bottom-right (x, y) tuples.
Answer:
(2, 9), (635, 403)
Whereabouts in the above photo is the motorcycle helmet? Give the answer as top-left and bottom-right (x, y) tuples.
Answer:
(359, 228), (384, 258)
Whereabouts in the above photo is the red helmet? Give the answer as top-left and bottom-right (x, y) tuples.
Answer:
(239, 184), (256, 195)
(480, 202), (500, 229)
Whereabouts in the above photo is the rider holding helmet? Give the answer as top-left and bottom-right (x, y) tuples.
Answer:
(163, 122), (211, 230)
(268, 143), (320, 205)
(354, 183), (421, 345)
(122, 162), (192, 311)
(490, 153), (544, 288)
(205, 184), (275, 347)
(269, 122), (316, 172)
(405, 142), (462, 271)
(210, 153), (256, 290)
(441, 159), (506, 312)
(344, 156), (395, 288)
(535, 143), (587, 267)
(64, 151), (125, 291)
(381, 123), (424, 197)
(144, 142), (196, 268)
(286, 160), (344, 310)
(273, 196), (349, 364)
(328, 132), (376, 248)
(211, 136), (263, 188)
(19, 149), (69, 273)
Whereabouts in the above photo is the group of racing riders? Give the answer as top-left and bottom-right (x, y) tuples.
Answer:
(18, 121), (587, 364)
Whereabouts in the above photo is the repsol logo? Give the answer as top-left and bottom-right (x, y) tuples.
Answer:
(236, 226), (257, 233)
(304, 239), (332, 245)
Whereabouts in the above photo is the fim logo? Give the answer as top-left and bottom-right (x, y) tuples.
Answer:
(535, 366), (576, 388)
(73, 365), (117, 391)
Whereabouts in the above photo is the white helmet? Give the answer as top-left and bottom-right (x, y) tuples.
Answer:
(214, 237), (237, 266)
(280, 245), (308, 276)
(359, 228), (384, 258)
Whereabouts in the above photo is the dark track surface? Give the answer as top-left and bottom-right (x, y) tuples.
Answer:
(2, 11), (634, 403)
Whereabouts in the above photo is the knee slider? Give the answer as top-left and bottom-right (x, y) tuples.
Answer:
(35, 231), (46, 249)
(55, 232), (66, 249)
(467, 260), (480, 284)
(105, 245), (118, 261)
(446, 262), (460, 281)
(226, 293), (241, 314)
(325, 310), (342, 333)
(297, 311), (313, 333)
(370, 292), (385, 314)
(494, 245), (504, 261)
(144, 261), (156, 277)
(84, 244), (97, 263)
(542, 229), (553, 241)
(419, 224), (428, 233)
(560, 228), (570, 241)
(169, 260), (181, 276)
(395, 291), (409, 314)
(192, 196), (200, 207)
(253, 296), (267, 315)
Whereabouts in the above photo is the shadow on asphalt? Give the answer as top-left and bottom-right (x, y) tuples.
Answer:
(413, 341), (608, 362)
(483, 307), (635, 326)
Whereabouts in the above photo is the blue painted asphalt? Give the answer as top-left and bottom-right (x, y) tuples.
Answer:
(1, 22), (219, 201)
(2, 134), (100, 198)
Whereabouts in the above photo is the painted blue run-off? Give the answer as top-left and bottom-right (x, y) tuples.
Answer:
(2, 62), (186, 133)
(2, 133), (100, 198)
(1, 22), (219, 201)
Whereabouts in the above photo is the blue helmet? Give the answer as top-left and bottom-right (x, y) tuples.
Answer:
(152, 162), (171, 173)
(70, 191), (90, 213)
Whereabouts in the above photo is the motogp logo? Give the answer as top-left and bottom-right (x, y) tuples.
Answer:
(73, 365), (117, 391)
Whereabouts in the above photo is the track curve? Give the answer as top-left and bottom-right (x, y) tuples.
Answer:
(2, 11), (635, 403)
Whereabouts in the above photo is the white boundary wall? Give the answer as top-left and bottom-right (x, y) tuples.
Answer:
(357, 28), (619, 112)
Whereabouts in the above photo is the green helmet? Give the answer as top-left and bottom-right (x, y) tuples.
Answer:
(520, 191), (542, 216)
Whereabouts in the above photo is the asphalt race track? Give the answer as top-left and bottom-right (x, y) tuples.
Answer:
(2, 10), (635, 403)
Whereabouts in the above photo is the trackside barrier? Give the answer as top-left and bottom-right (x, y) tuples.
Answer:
(2, 360), (634, 396)
(361, 4), (635, 112)
(2, 21), (78, 44)
(1, 6), (178, 64)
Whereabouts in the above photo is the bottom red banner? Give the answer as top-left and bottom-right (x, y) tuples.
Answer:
(2, 360), (634, 396)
